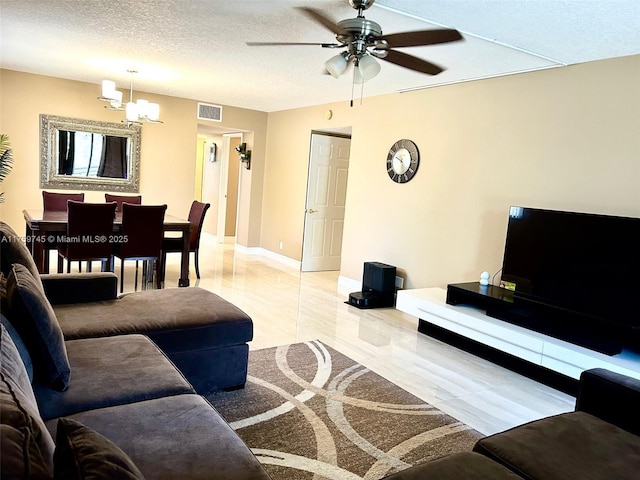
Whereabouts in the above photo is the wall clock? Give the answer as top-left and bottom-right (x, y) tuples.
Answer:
(386, 139), (420, 183)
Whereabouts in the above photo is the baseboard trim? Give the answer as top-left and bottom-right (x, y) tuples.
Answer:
(338, 275), (361, 292)
(235, 245), (302, 270)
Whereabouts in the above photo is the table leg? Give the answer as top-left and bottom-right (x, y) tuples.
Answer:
(178, 227), (190, 287)
(26, 223), (47, 273)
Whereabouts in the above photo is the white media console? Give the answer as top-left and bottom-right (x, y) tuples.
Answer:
(396, 287), (640, 382)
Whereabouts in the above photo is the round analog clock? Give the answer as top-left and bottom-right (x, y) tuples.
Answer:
(386, 139), (420, 183)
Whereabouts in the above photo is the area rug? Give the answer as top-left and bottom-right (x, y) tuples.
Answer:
(207, 340), (483, 480)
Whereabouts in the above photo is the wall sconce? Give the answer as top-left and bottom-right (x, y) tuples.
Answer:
(235, 142), (251, 170)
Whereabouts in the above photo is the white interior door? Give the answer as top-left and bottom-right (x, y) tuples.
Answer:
(301, 133), (351, 272)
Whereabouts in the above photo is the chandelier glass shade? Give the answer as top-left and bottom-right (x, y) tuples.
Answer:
(98, 71), (162, 125)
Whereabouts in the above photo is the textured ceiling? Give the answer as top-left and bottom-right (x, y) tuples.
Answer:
(1, 0), (639, 112)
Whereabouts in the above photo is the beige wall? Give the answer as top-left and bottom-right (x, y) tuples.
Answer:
(261, 55), (640, 288)
(2, 57), (638, 290)
(0, 69), (268, 247)
(225, 137), (241, 237)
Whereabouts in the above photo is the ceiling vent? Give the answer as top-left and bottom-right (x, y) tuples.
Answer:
(197, 103), (223, 122)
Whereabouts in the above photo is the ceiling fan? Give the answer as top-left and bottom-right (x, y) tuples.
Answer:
(247, 0), (464, 84)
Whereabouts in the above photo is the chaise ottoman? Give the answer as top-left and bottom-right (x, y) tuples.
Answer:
(52, 287), (253, 394)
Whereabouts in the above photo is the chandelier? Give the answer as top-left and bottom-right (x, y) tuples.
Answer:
(97, 70), (162, 125)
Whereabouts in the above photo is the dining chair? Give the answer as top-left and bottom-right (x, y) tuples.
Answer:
(104, 193), (142, 212)
(112, 203), (167, 293)
(57, 201), (117, 273)
(43, 191), (85, 211)
(42, 191), (85, 272)
(158, 200), (210, 282)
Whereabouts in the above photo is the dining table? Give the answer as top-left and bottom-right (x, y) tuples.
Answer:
(22, 209), (192, 287)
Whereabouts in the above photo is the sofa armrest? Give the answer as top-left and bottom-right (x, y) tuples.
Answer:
(41, 273), (118, 305)
(575, 368), (640, 436)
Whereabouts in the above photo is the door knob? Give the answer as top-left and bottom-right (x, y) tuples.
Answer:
(307, 208), (318, 214)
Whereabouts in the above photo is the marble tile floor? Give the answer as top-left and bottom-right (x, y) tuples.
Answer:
(67, 234), (575, 436)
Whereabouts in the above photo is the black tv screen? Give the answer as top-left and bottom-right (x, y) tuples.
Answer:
(501, 206), (640, 330)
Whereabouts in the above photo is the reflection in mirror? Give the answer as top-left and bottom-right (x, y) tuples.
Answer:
(40, 114), (141, 192)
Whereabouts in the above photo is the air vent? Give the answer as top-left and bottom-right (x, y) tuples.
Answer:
(197, 103), (223, 122)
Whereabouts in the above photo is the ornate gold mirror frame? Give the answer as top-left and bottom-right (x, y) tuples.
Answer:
(40, 114), (141, 192)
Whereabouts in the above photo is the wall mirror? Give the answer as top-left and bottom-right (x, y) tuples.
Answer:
(40, 114), (141, 192)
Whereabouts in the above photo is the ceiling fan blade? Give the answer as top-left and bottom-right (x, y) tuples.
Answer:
(246, 42), (342, 48)
(297, 7), (348, 36)
(375, 29), (463, 48)
(381, 50), (445, 75)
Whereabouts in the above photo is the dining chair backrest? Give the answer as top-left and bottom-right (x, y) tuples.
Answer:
(43, 191), (85, 212)
(64, 201), (117, 260)
(186, 200), (211, 250)
(118, 203), (167, 259)
(105, 194), (142, 212)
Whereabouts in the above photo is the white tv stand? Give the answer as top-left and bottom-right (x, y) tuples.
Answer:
(396, 287), (640, 382)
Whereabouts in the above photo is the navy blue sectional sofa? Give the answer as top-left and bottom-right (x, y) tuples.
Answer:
(0, 221), (270, 479)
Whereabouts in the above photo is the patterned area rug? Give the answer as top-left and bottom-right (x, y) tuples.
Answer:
(207, 340), (483, 480)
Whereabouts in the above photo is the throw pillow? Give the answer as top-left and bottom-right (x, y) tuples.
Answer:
(54, 418), (145, 480)
(6, 263), (70, 391)
(0, 221), (44, 289)
(1, 313), (34, 382)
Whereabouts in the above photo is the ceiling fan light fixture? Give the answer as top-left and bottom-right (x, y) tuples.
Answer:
(325, 52), (349, 78)
(358, 53), (381, 81)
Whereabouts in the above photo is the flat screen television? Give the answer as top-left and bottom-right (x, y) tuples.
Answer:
(501, 206), (640, 336)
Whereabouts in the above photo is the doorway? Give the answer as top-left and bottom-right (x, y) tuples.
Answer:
(301, 132), (352, 272)
(196, 127), (246, 243)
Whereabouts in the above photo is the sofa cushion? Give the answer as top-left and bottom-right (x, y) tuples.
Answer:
(54, 418), (145, 480)
(54, 287), (253, 349)
(0, 221), (44, 289)
(6, 264), (70, 391)
(41, 273), (118, 306)
(35, 334), (194, 420)
(381, 452), (522, 479)
(473, 411), (640, 480)
(1, 323), (55, 474)
(1, 312), (34, 382)
(45, 394), (271, 480)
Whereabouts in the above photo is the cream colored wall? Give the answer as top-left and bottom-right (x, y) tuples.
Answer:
(195, 135), (206, 201)
(0, 70), (268, 248)
(0, 70), (198, 229)
(261, 55), (640, 288)
(262, 103), (356, 258)
(2, 58), (638, 289)
(225, 137), (241, 237)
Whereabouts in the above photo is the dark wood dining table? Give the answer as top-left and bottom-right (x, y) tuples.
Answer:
(23, 209), (192, 287)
